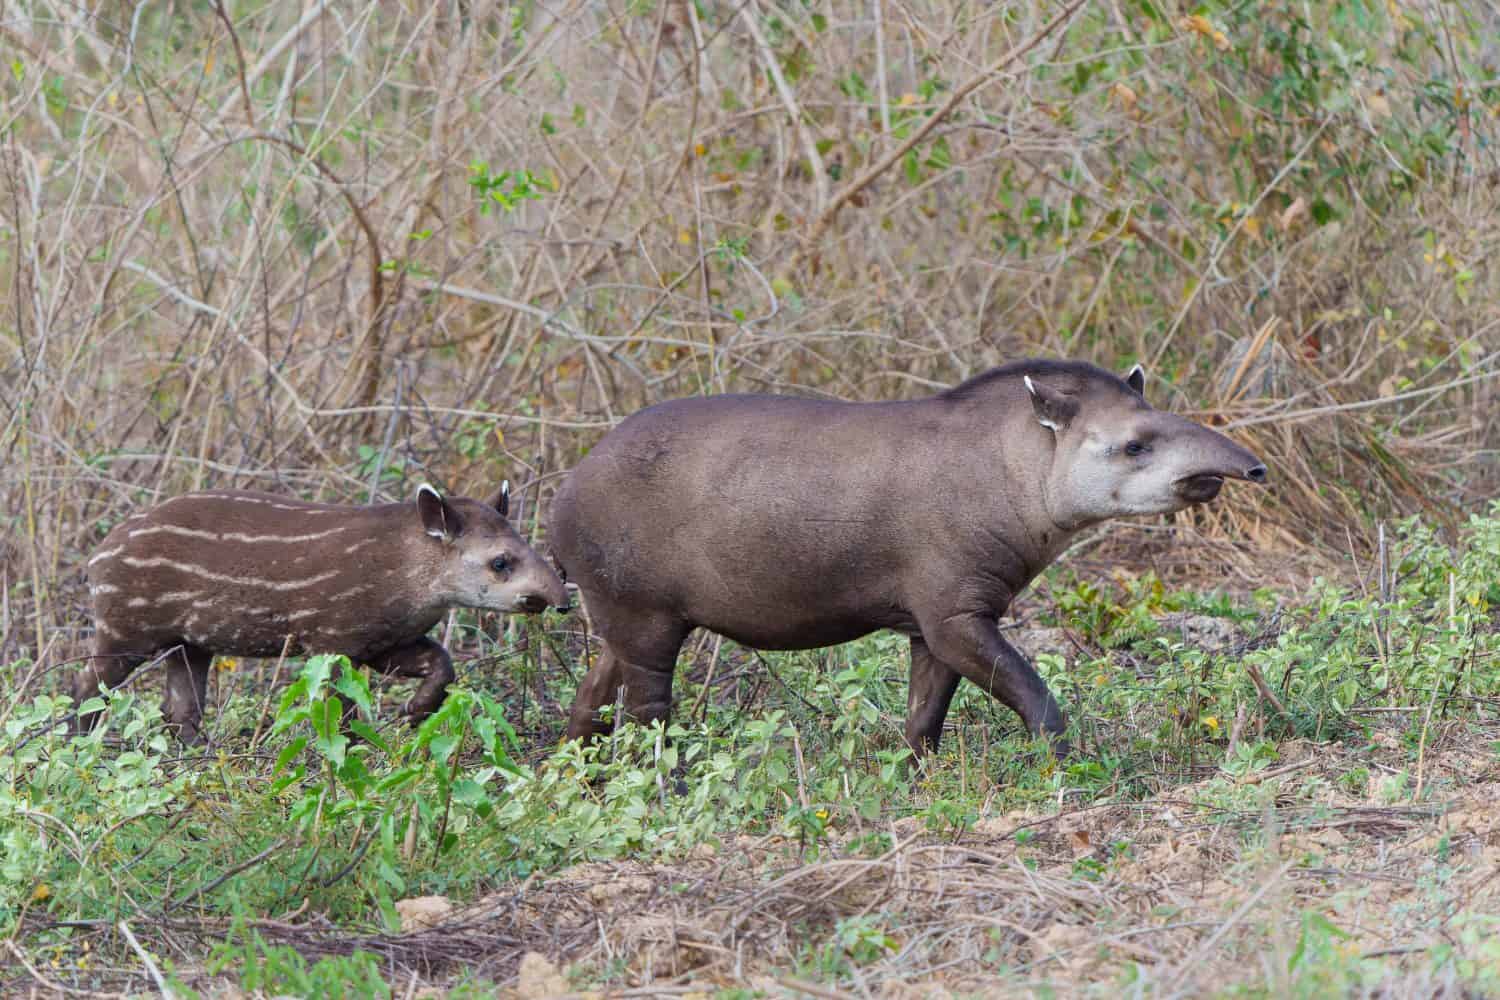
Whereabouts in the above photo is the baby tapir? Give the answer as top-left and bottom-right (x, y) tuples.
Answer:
(74, 482), (569, 742)
(552, 359), (1268, 759)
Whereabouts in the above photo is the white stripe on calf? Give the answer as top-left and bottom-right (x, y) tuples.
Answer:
(129, 523), (353, 544)
(88, 546), (123, 566)
(120, 557), (338, 591)
(127, 597), (150, 608)
(195, 494), (340, 514)
(90, 583), (120, 595)
(129, 524), (220, 542)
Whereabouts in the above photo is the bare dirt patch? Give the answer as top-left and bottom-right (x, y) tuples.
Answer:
(167, 729), (1500, 997)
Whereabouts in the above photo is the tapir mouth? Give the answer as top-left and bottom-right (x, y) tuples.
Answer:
(1175, 474), (1225, 503)
(513, 594), (550, 614)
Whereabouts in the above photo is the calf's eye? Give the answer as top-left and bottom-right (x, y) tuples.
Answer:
(490, 556), (511, 574)
(1124, 441), (1148, 457)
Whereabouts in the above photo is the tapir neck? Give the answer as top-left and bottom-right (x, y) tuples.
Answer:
(930, 389), (1084, 587)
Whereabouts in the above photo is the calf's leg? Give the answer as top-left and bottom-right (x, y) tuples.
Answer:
(162, 644), (214, 744)
(370, 637), (455, 725)
(71, 638), (148, 733)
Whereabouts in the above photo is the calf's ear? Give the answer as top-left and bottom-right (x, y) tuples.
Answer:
(1124, 363), (1146, 396)
(489, 479), (511, 519)
(416, 483), (463, 541)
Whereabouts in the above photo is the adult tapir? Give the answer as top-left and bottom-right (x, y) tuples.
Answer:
(550, 359), (1267, 756)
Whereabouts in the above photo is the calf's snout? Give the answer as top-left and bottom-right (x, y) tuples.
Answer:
(514, 593), (551, 614)
(1244, 463), (1268, 484)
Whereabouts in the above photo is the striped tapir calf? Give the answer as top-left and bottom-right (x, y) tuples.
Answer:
(73, 483), (569, 742)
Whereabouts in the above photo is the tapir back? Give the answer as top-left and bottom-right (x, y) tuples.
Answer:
(89, 491), (432, 660)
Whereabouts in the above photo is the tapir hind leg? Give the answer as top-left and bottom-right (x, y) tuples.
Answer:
(162, 644), (214, 744)
(916, 610), (1069, 754)
(72, 637), (148, 733)
(565, 613), (688, 743)
(566, 643), (623, 741)
(905, 636), (961, 755)
(370, 637), (456, 725)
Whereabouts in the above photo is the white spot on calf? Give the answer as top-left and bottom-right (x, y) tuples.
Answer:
(127, 597), (150, 608)
(90, 583), (120, 595)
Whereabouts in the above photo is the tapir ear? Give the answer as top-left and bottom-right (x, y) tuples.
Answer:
(490, 479), (511, 519)
(1124, 363), (1146, 397)
(1024, 375), (1079, 433)
(416, 483), (463, 541)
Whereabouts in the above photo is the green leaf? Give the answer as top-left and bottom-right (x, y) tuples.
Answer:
(301, 654), (345, 700)
(451, 778), (489, 807)
(429, 733), (460, 766)
(275, 736), (308, 775)
(349, 719), (391, 754)
(312, 700), (349, 768)
(334, 671), (374, 718)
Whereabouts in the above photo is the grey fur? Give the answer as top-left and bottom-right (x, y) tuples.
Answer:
(551, 359), (1266, 757)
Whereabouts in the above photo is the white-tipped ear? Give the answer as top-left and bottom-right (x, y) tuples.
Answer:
(499, 479), (511, 518)
(1024, 376), (1063, 432)
(1125, 363), (1146, 396)
(415, 483), (452, 539)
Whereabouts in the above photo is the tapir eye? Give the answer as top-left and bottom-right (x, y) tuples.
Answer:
(1124, 440), (1149, 457)
(490, 556), (511, 574)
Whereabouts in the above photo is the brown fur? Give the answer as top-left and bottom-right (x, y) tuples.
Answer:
(551, 359), (1266, 758)
(74, 486), (569, 742)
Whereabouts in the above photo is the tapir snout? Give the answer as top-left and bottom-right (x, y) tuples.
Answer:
(514, 586), (570, 614)
(1173, 427), (1268, 503)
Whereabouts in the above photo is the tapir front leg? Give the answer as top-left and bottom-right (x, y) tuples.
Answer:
(371, 637), (456, 724)
(916, 608), (1069, 754)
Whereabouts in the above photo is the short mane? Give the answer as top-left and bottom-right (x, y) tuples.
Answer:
(940, 359), (1135, 400)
